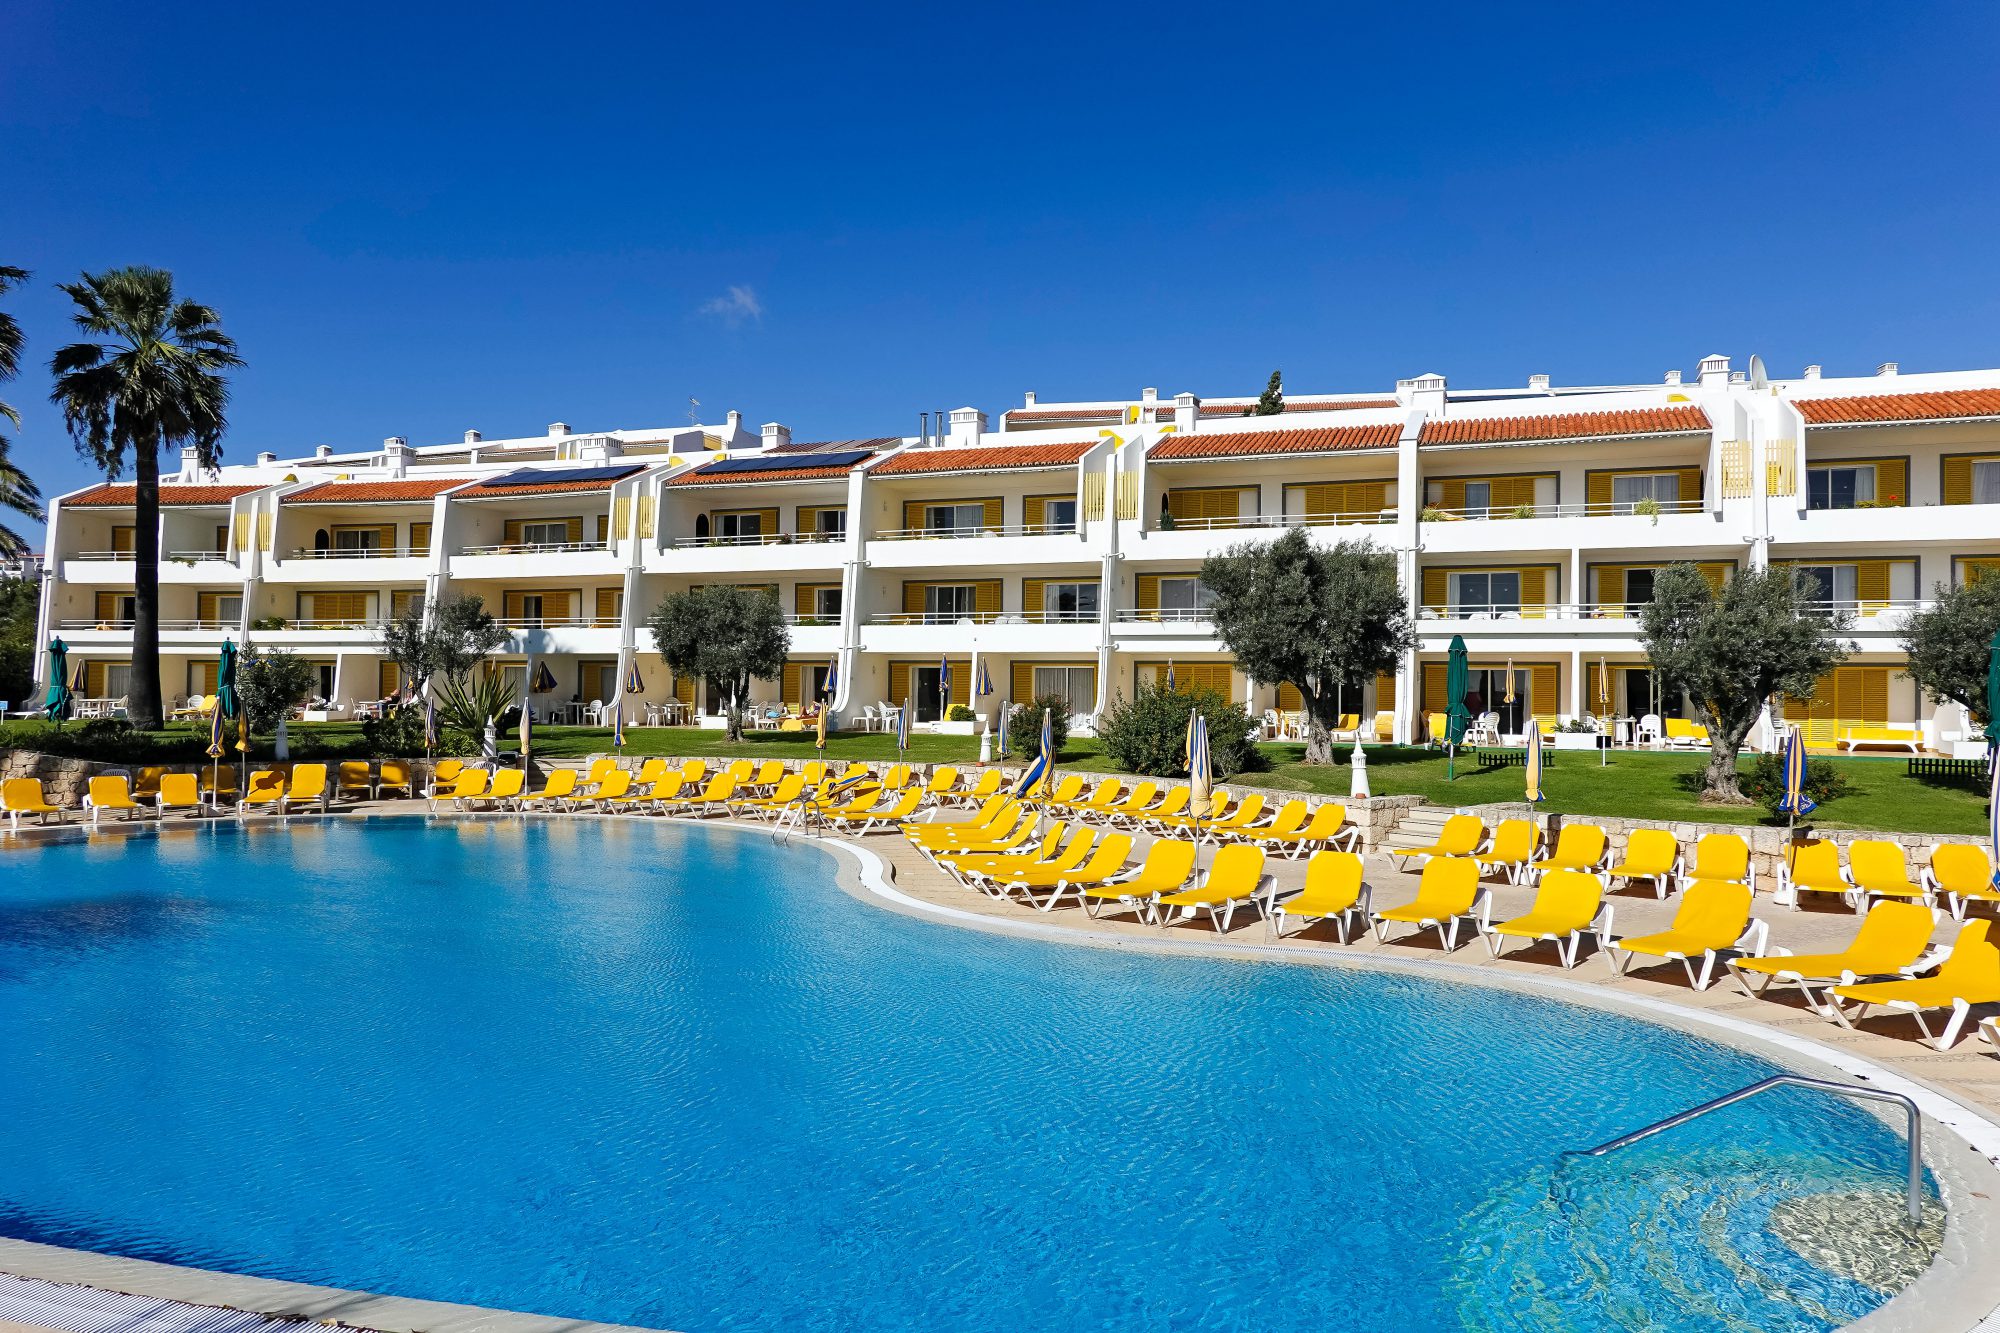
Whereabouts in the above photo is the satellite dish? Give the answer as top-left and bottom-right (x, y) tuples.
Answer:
(1748, 354), (1768, 390)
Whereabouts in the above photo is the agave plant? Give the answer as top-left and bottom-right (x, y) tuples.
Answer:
(436, 671), (518, 741)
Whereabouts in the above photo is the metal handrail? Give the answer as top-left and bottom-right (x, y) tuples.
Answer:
(1558, 1074), (1923, 1227)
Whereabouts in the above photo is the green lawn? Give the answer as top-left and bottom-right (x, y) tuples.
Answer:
(4, 719), (1988, 837)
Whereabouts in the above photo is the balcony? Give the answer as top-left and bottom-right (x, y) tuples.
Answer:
(668, 531), (845, 549)
(1769, 500), (2000, 547)
(655, 532), (848, 575)
(58, 618), (238, 631)
(284, 544), (429, 560)
(1416, 499), (1726, 555)
(264, 546), (432, 583)
(1411, 599), (1932, 634)
(860, 611), (1099, 655)
(451, 540), (617, 579)
(864, 522), (1092, 569)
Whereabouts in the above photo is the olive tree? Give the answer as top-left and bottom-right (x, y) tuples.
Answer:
(1900, 576), (2000, 740)
(1200, 529), (1415, 763)
(377, 593), (508, 691)
(235, 647), (319, 734)
(1640, 563), (1850, 803)
(647, 584), (788, 742)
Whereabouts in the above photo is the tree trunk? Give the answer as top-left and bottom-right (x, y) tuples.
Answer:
(724, 674), (745, 743)
(1302, 691), (1340, 764)
(1699, 707), (1758, 803)
(128, 438), (165, 729)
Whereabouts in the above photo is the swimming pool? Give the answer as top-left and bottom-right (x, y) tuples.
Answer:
(0, 819), (1932, 1331)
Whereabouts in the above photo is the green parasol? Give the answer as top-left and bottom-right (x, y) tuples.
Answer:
(43, 638), (72, 721)
(1986, 627), (2000, 751)
(1444, 635), (1471, 778)
(216, 640), (240, 719)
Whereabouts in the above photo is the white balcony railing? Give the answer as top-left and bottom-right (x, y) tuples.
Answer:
(669, 531), (845, 549)
(457, 541), (611, 557)
(1415, 599), (1933, 622)
(1155, 510), (1396, 532)
(70, 550), (136, 561)
(1418, 499), (1704, 523)
(165, 549), (233, 562)
(493, 616), (619, 630)
(873, 522), (1079, 542)
(58, 618), (239, 631)
(1114, 607), (1213, 623)
(285, 546), (430, 560)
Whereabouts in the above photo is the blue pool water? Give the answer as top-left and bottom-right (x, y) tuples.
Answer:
(0, 819), (1927, 1331)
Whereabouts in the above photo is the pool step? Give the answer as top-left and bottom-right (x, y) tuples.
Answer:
(1379, 807), (1459, 851)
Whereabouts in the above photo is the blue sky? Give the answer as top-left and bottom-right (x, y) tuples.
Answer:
(4, 2), (1997, 501)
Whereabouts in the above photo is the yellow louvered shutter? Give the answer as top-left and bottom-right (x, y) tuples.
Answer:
(1698, 562), (1731, 590)
(1166, 490), (1196, 521)
(95, 591), (120, 620)
(257, 513), (274, 551)
(597, 514), (609, 544)
(502, 519), (523, 545)
(1962, 559), (2000, 587)
(795, 584), (815, 617)
(1083, 471), (1107, 521)
(1276, 682), (1304, 711)
(782, 662), (802, 707)
(1022, 579), (1044, 615)
(564, 517), (582, 544)
(1422, 662), (1447, 714)
(1295, 483), (1339, 518)
(391, 589), (421, 617)
(981, 498), (1002, 530)
(673, 671), (695, 705)
(1875, 459), (1907, 506)
(1677, 467), (1702, 507)
(1586, 473), (1614, 511)
(754, 507), (778, 534)
(232, 514), (250, 551)
(889, 662), (910, 707)
(903, 582), (925, 616)
(378, 661), (400, 697)
(1532, 664), (1559, 717)
(1136, 575), (1160, 613)
(1024, 496), (1047, 529)
(410, 522), (431, 553)
(612, 497), (630, 539)
(1437, 479), (1467, 512)
(1421, 568), (1448, 610)
(1598, 566), (1625, 612)
(111, 525), (135, 553)
(377, 524), (396, 548)
(503, 591), (525, 620)
(1496, 477), (1538, 511)
(1856, 561), (1890, 614)
(1519, 568), (1548, 616)
(1185, 664), (1232, 698)
(1944, 457), (1975, 505)
(636, 495), (655, 538)
(596, 588), (622, 625)
(1354, 480), (1388, 513)
(1862, 667), (1888, 724)
(949, 660), (971, 703)
(1012, 662), (1035, 701)
(1375, 671), (1397, 711)
(86, 662), (107, 696)
(903, 500), (926, 531)
(976, 581), (1001, 616)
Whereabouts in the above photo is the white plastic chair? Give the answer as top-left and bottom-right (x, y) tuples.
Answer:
(1635, 713), (1663, 747)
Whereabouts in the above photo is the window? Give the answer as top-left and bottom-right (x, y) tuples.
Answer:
(213, 525), (230, 555)
(924, 503), (986, 535)
(812, 586), (843, 621)
(581, 662), (617, 704)
(1464, 667), (1529, 734)
(1793, 565), (1858, 613)
(1806, 464), (1876, 510)
(715, 511), (765, 541)
(1041, 582), (1099, 621)
(520, 593), (549, 626)
(205, 594), (242, 626)
(1623, 568), (1655, 605)
(333, 528), (382, 552)
(1462, 481), (1492, 514)
(1032, 665), (1096, 714)
(1040, 498), (1078, 531)
(1975, 460), (2000, 505)
(813, 508), (847, 538)
(1452, 571), (1522, 614)
(1157, 577), (1214, 618)
(520, 520), (571, 546)
(1610, 473), (1680, 512)
(96, 594), (138, 624)
(922, 585), (977, 622)
(102, 663), (132, 699)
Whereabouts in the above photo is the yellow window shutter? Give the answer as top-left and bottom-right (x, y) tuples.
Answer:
(503, 519), (523, 545)
(596, 588), (621, 624)
(903, 500), (925, 531)
(1113, 471), (1137, 520)
(795, 584), (814, 617)
(1677, 467), (1702, 507)
(756, 507), (778, 533)
(1532, 664), (1558, 716)
(782, 662), (802, 706)
(1863, 667), (1888, 723)
(1586, 473), (1613, 510)
(612, 497), (630, 539)
(1210, 488), (1241, 520)
(197, 591), (217, 621)
(1083, 471), (1107, 521)
(411, 522), (431, 553)
(1375, 670), (1397, 711)
(903, 582), (925, 615)
(1439, 479), (1466, 511)
(1944, 457), (1974, 505)
(1276, 682), (1303, 711)
(1856, 561), (1890, 610)
(1598, 566), (1625, 610)
(636, 495), (655, 538)
(889, 662), (910, 707)
(1963, 558), (2000, 587)
(1357, 480), (1388, 513)
(112, 525), (135, 552)
(1166, 490), (1196, 521)
(1422, 662), (1446, 713)
(1422, 568), (1447, 609)
(95, 591), (119, 619)
(1698, 562), (1731, 590)
(1876, 459), (1907, 506)
(377, 524), (396, 549)
(981, 498), (1002, 530)
(673, 672), (696, 705)
(503, 591), (524, 620)
(232, 514), (250, 550)
(1023, 579), (1044, 615)
(1294, 484), (1334, 518)
(1012, 662), (1034, 701)
(1497, 477), (1535, 510)
(1024, 496), (1046, 529)
(597, 514), (609, 544)
(391, 590), (420, 617)
(257, 513), (274, 551)
(1520, 568), (1547, 614)
(564, 517), (582, 544)
(378, 661), (400, 696)
(976, 581), (1001, 616)
(950, 660), (971, 702)
(86, 662), (107, 696)
(1191, 664), (1233, 698)
(1137, 575), (1160, 612)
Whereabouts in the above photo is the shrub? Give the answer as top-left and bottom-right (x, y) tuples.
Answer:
(1002, 692), (1073, 758)
(362, 705), (427, 757)
(236, 648), (319, 734)
(1097, 682), (1264, 778)
(946, 703), (976, 722)
(1739, 751), (1853, 819)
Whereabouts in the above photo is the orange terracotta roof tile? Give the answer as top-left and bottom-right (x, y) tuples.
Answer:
(1150, 423), (1402, 460)
(64, 483), (262, 507)
(282, 478), (470, 504)
(871, 441), (1096, 475)
(455, 467), (643, 499)
(1795, 389), (2000, 426)
(1002, 407), (1123, 423)
(1419, 404), (1710, 446)
(670, 460), (866, 486)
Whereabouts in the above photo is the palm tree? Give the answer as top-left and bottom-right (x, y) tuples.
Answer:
(0, 265), (44, 557)
(50, 267), (242, 729)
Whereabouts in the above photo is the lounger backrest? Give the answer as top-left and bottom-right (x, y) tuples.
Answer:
(489, 768), (525, 799)
(1228, 794), (1264, 825)
(435, 759), (466, 783)
(802, 761), (828, 783)
(885, 787), (925, 817)
(1845, 901), (1937, 970)
(1152, 788), (1190, 818)
(1850, 840), (1913, 890)
(290, 764), (328, 795)
(1488, 819), (1537, 861)
(88, 775), (133, 806)
(246, 770), (286, 799)
(1204, 844), (1266, 899)
(1136, 839), (1200, 891)
(1417, 857), (1481, 915)
(1621, 828), (1678, 874)
(1053, 826), (1098, 866)
(453, 769), (491, 798)
(1199, 790), (1230, 819)
(1933, 844), (1995, 895)
(134, 765), (169, 796)
(727, 759), (754, 782)
(1673, 880), (1753, 948)
(1304, 850), (1364, 912)
(1049, 774), (1085, 804)
(338, 761), (371, 788)
(1266, 800), (1309, 836)
(1084, 779), (1123, 808)
(596, 771), (632, 799)
(1786, 840), (1843, 885)
(928, 766), (959, 794)
(1074, 834), (1134, 880)
(840, 763), (870, 780)
(701, 775), (735, 800)
(1030, 825), (1066, 859)
(1117, 782), (1159, 812)
(755, 760), (785, 785)
(1553, 824), (1606, 867)
(1300, 804), (1347, 838)
(884, 764), (911, 788)
(543, 769), (578, 796)
(378, 760), (412, 790)
(2, 778), (49, 810)
(1438, 814), (1484, 855)
(681, 760), (708, 782)
(159, 773), (200, 806)
(585, 759), (616, 784)
(968, 770), (1002, 798)
(1533, 871), (1604, 927)
(1936, 927), (2000, 992)
(1691, 834), (1749, 883)
(202, 765), (239, 793)
(648, 774), (685, 800)
(765, 774), (804, 803)
(636, 759), (669, 783)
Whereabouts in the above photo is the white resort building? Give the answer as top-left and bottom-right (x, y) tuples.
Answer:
(26, 357), (2000, 751)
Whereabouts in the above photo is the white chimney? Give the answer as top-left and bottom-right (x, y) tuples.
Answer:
(946, 406), (986, 448)
(256, 451), (277, 465)
(178, 444), (202, 481)
(1396, 372), (1448, 416)
(1528, 373), (1550, 391)
(1173, 392), (1200, 434)
(1023, 390), (1037, 407)
(1697, 354), (1731, 388)
(1876, 361), (1899, 377)
(547, 422), (569, 438)
(1802, 364), (1823, 381)
(464, 429), (482, 444)
(761, 422), (792, 452)
(1141, 386), (1158, 404)
(726, 410), (743, 434)
(1730, 370), (1748, 384)
(383, 436), (410, 478)
(577, 435), (620, 463)
(314, 444), (334, 460)
(1664, 369), (1683, 386)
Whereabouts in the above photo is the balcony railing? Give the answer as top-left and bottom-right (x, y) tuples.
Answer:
(1157, 510), (1396, 532)
(493, 616), (620, 630)
(669, 531), (845, 548)
(873, 522), (1079, 541)
(1419, 499), (1704, 522)
(70, 550), (136, 561)
(871, 611), (1007, 625)
(58, 618), (239, 631)
(280, 617), (392, 630)
(165, 549), (233, 562)
(786, 612), (842, 626)
(286, 546), (429, 560)
(1114, 607), (1213, 623)
(457, 540), (611, 556)
(1416, 599), (1933, 622)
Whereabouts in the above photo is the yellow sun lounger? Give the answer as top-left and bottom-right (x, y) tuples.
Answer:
(601, 774), (677, 814)
(1248, 803), (1355, 858)
(575, 770), (633, 809)
(281, 763), (331, 815)
(1155, 844), (1270, 932)
(335, 761), (375, 803)
(1479, 870), (1611, 968)
(1471, 819), (1541, 884)
(1932, 844), (2000, 920)
(86, 775), (151, 824)
(3, 777), (66, 830)
(1081, 839), (1199, 923)
(376, 759), (415, 799)
(667, 774), (739, 817)
(1124, 786), (1189, 832)
(1198, 793), (1265, 839)
(1608, 828), (1680, 897)
(464, 767), (524, 811)
(240, 768), (289, 814)
(958, 825), (1098, 886)
(1678, 833), (1752, 896)
(1849, 839), (1932, 911)
(933, 811), (1044, 862)
(155, 772), (209, 818)
(735, 773), (806, 817)
(1056, 777), (1121, 816)
(1527, 823), (1609, 882)
(1151, 790), (1231, 835)
(998, 833), (1135, 910)
(905, 798), (1021, 848)
(424, 767), (486, 812)
(827, 785), (927, 834)
(1727, 899), (1940, 1007)
(1372, 857), (1486, 951)
(1243, 799), (1309, 845)
(948, 824), (1068, 881)
(951, 769), (1004, 806)
(1270, 850), (1371, 942)
(1831, 922), (2000, 1049)
(1606, 880), (1766, 990)
(521, 768), (580, 811)
(916, 766), (960, 808)
(1100, 782), (1163, 828)
(1776, 840), (1851, 910)
(1389, 814), (1484, 872)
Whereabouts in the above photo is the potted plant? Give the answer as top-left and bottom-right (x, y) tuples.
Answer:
(933, 702), (980, 736)
(1633, 497), (1662, 525)
(1510, 503), (1537, 520)
(1550, 717), (1601, 751)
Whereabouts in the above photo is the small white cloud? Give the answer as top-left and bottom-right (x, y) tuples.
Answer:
(699, 284), (764, 327)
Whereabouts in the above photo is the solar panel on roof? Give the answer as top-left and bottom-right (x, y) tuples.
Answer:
(694, 449), (872, 475)
(768, 436), (900, 455)
(476, 463), (645, 488)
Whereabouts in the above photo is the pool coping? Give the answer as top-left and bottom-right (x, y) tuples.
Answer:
(5, 808), (2000, 1333)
